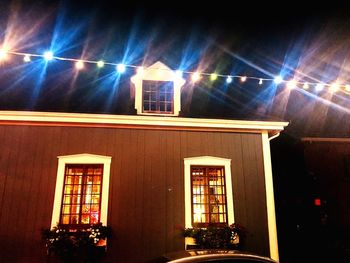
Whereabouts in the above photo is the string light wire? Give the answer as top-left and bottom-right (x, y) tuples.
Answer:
(1, 49), (350, 94)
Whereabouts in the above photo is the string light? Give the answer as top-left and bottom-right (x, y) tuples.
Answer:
(330, 83), (339, 93)
(287, 79), (297, 89)
(274, 76), (283, 84)
(240, 76), (247, 82)
(43, 51), (54, 61)
(315, 83), (324, 91)
(116, 63), (126, 73)
(75, 60), (84, 70)
(97, 60), (104, 68)
(191, 72), (201, 82)
(0, 49), (8, 60)
(0, 49), (350, 95)
(23, 54), (31, 62)
(210, 73), (218, 81)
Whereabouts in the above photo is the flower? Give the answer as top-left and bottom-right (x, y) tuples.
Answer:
(183, 223), (246, 249)
(42, 223), (112, 261)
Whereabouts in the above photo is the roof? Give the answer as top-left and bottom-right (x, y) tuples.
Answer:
(0, 110), (288, 138)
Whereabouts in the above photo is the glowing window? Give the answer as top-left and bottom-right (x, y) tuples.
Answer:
(191, 166), (228, 227)
(60, 164), (103, 226)
(142, 80), (174, 114)
(184, 156), (234, 229)
(51, 154), (111, 229)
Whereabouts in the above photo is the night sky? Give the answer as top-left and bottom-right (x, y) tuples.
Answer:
(0, 0), (349, 138)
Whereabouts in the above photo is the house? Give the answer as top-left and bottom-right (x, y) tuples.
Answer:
(0, 61), (288, 262)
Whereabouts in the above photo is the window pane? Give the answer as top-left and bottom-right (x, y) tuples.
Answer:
(71, 195), (80, 204)
(191, 166), (227, 226)
(90, 215), (98, 224)
(81, 214), (89, 224)
(91, 195), (100, 203)
(65, 176), (73, 184)
(82, 204), (90, 214)
(60, 164), (103, 226)
(93, 176), (101, 184)
(62, 205), (71, 214)
(63, 195), (71, 204)
(92, 185), (100, 194)
(71, 215), (79, 224)
(64, 185), (73, 194)
(61, 215), (70, 224)
(142, 80), (174, 113)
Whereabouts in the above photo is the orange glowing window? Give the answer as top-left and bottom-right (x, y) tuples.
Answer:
(191, 166), (228, 227)
(60, 164), (103, 226)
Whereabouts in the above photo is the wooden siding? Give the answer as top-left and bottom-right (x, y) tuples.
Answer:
(0, 125), (269, 262)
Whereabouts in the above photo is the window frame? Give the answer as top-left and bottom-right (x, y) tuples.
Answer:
(130, 61), (186, 116)
(51, 154), (112, 229)
(142, 80), (174, 114)
(60, 164), (104, 227)
(190, 165), (228, 227)
(184, 156), (234, 228)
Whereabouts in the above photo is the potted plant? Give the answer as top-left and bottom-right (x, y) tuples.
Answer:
(183, 223), (246, 249)
(42, 223), (112, 262)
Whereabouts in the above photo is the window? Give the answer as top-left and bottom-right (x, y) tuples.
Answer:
(130, 61), (185, 116)
(142, 80), (174, 114)
(191, 166), (227, 227)
(60, 164), (103, 226)
(51, 154), (112, 228)
(184, 156), (234, 228)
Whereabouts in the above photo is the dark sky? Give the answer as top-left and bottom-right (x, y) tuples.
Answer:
(0, 0), (350, 138)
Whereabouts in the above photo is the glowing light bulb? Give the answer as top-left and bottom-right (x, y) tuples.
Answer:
(240, 76), (247, 82)
(43, 51), (54, 61)
(287, 79), (297, 89)
(274, 76), (283, 84)
(210, 73), (218, 81)
(259, 78), (263, 85)
(23, 54), (31, 62)
(315, 83), (324, 91)
(191, 72), (201, 82)
(75, 60), (84, 70)
(0, 49), (8, 60)
(226, 76), (232, 84)
(97, 60), (104, 68)
(303, 82), (309, 89)
(330, 83), (339, 92)
(117, 63), (126, 73)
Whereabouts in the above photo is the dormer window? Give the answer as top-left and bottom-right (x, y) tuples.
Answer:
(143, 80), (174, 114)
(131, 61), (185, 116)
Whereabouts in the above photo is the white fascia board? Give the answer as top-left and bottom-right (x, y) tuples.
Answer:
(0, 111), (289, 132)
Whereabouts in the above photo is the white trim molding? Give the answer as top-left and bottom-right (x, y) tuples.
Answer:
(262, 132), (279, 261)
(183, 156), (234, 228)
(51, 153), (112, 228)
(0, 111), (289, 135)
(130, 61), (186, 116)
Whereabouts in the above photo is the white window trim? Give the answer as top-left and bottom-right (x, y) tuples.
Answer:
(51, 153), (112, 228)
(184, 156), (234, 228)
(130, 61), (185, 116)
